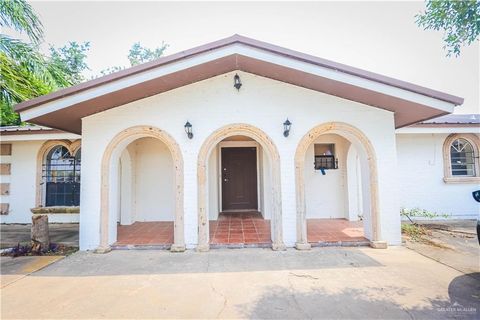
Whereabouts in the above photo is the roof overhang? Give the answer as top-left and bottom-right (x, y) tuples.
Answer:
(15, 35), (464, 134)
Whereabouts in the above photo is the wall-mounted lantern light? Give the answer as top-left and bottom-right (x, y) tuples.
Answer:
(283, 118), (292, 137)
(184, 121), (193, 139)
(234, 73), (242, 91)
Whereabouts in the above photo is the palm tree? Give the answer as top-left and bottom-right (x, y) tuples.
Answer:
(0, 0), (78, 126)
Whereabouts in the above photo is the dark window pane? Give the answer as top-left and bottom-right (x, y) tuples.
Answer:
(43, 146), (81, 206)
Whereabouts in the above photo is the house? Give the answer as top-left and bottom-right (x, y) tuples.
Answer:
(1, 35), (478, 252)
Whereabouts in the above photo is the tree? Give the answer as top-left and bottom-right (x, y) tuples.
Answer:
(416, 0), (480, 57)
(49, 42), (90, 85)
(0, 0), (89, 126)
(99, 42), (168, 76)
(128, 41), (168, 66)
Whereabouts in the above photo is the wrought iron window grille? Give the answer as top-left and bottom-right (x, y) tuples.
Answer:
(42, 146), (81, 207)
(314, 155), (338, 170)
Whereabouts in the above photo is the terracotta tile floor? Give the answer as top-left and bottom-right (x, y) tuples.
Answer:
(209, 212), (272, 245)
(116, 222), (173, 245)
(307, 218), (368, 243)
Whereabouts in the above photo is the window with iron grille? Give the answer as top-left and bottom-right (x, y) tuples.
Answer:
(314, 143), (338, 170)
(450, 138), (475, 176)
(42, 146), (81, 206)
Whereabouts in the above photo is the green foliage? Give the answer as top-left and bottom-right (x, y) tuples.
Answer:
(49, 42), (90, 84)
(128, 41), (168, 66)
(0, 1), (89, 126)
(400, 207), (450, 220)
(401, 223), (427, 241)
(416, 0), (480, 56)
(0, 0), (43, 44)
(98, 65), (125, 77)
(99, 42), (168, 76)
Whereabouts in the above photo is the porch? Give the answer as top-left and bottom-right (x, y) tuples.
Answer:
(209, 212), (271, 247)
(112, 216), (368, 248)
(307, 219), (368, 246)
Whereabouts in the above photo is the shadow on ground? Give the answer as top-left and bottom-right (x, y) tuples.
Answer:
(31, 248), (382, 276)
(237, 274), (480, 319)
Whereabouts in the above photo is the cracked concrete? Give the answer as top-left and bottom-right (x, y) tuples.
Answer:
(1, 247), (479, 319)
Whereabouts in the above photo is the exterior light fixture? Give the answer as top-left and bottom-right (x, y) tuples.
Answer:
(184, 121), (193, 139)
(283, 118), (292, 137)
(233, 73), (242, 90)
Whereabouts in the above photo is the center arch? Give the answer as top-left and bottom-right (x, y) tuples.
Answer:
(197, 123), (285, 251)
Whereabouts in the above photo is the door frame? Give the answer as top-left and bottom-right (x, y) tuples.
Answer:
(218, 141), (261, 213)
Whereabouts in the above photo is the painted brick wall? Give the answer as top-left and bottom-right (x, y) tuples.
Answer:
(397, 133), (479, 219)
(79, 71), (400, 250)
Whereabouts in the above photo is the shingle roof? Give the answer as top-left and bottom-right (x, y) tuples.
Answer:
(419, 114), (480, 125)
(13, 35), (464, 133)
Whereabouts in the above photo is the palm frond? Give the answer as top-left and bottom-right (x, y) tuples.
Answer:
(0, 0), (43, 44)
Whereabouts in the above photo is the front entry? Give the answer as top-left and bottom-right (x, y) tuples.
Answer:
(221, 147), (258, 211)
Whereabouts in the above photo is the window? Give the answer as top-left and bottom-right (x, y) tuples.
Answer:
(443, 134), (480, 183)
(450, 138), (475, 176)
(314, 143), (338, 170)
(42, 146), (81, 206)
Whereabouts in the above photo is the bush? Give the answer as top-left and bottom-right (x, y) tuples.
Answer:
(401, 207), (450, 222)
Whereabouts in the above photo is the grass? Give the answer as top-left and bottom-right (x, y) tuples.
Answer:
(401, 223), (428, 241)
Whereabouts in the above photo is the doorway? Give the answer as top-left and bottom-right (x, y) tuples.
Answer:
(221, 147), (258, 211)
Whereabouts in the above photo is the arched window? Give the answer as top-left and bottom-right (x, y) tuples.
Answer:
(450, 138), (475, 176)
(42, 146), (81, 206)
(443, 134), (480, 183)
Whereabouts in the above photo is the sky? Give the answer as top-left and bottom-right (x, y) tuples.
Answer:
(25, 1), (480, 114)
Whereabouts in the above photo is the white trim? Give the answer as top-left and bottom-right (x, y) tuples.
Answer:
(1, 133), (81, 141)
(396, 127), (480, 134)
(20, 43), (456, 121)
(217, 141), (261, 213)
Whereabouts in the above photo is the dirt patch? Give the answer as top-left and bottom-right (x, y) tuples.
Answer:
(403, 222), (480, 276)
(1, 243), (78, 258)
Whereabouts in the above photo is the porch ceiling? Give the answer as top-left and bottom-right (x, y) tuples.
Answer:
(15, 35), (463, 134)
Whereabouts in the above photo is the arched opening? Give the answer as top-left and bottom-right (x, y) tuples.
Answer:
(115, 137), (175, 247)
(295, 122), (380, 249)
(98, 126), (184, 252)
(198, 124), (285, 251)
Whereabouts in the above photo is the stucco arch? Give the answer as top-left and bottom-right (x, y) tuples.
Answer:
(97, 125), (185, 253)
(294, 122), (380, 249)
(197, 123), (285, 251)
(36, 139), (81, 207)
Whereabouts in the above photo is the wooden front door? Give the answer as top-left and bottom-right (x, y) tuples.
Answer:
(221, 147), (258, 211)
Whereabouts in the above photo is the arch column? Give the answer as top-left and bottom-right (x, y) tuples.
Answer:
(294, 122), (384, 250)
(197, 123), (286, 251)
(96, 125), (185, 253)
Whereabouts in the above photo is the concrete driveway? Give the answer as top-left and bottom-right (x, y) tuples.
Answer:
(404, 220), (479, 278)
(1, 247), (478, 319)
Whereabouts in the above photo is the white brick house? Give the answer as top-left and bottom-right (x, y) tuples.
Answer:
(1, 35), (478, 252)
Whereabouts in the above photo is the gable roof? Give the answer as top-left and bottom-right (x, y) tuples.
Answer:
(15, 34), (464, 134)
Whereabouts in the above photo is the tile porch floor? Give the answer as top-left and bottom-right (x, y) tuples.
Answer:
(116, 222), (174, 245)
(209, 212), (272, 245)
(115, 217), (366, 246)
(307, 218), (367, 243)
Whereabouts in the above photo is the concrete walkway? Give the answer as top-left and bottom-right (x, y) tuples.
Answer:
(1, 247), (478, 319)
(0, 256), (64, 288)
